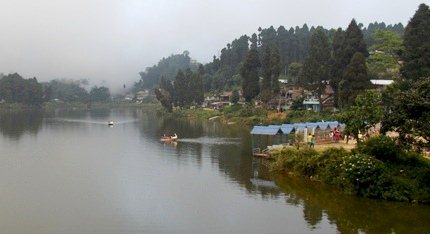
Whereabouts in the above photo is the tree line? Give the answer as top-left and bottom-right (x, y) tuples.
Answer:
(339, 3), (430, 150)
(136, 22), (404, 95)
(154, 66), (204, 112)
(0, 73), (112, 105)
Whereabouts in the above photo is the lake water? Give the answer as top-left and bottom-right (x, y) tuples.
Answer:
(0, 108), (429, 233)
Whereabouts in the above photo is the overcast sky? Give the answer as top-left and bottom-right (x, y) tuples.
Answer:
(0, 0), (426, 91)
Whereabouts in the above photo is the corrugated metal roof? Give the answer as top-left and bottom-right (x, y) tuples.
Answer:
(327, 121), (339, 129)
(281, 124), (295, 134)
(315, 122), (329, 130)
(250, 126), (282, 135)
(251, 121), (342, 135)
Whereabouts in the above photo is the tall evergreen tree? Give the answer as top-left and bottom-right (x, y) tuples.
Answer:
(250, 33), (258, 49)
(173, 69), (188, 107)
(339, 52), (371, 108)
(261, 46), (272, 91)
(329, 28), (346, 104)
(190, 72), (204, 105)
(401, 3), (430, 80)
(331, 20), (368, 108)
(240, 49), (261, 102)
(271, 47), (281, 93)
(301, 29), (331, 110)
(343, 19), (369, 60)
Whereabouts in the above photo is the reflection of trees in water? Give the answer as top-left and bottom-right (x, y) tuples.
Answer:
(303, 203), (323, 229)
(135, 109), (283, 198)
(275, 175), (430, 233)
(0, 110), (44, 140)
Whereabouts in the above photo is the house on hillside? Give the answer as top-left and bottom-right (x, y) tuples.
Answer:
(303, 98), (320, 112)
(136, 90), (149, 101)
(203, 91), (237, 109)
(370, 79), (394, 91)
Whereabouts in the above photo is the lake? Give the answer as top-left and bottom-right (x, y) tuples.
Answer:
(0, 108), (429, 233)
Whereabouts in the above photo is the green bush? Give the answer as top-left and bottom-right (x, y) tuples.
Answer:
(316, 148), (349, 184)
(270, 148), (318, 176)
(269, 145), (430, 202)
(222, 105), (267, 118)
(285, 110), (336, 123)
(337, 153), (386, 195)
(355, 136), (404, 163)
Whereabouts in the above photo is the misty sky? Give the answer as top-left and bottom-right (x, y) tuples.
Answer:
(0, 0), (426, 91)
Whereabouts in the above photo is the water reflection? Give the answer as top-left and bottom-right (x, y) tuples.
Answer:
(0, 108), (429, 233)
(0, 110), (44, 140)
(275, 175), (430, 233)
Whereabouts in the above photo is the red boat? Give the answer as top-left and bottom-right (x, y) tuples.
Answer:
(160, 133), (178, 142)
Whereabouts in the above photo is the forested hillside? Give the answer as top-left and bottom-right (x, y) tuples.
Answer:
(136, 21), (404, 93)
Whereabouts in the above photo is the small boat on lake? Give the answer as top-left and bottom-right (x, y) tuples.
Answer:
(108, 121), (114, 126)
(160, 133), (178, 142)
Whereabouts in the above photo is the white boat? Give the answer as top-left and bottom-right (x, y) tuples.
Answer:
(160, 133), (178, 142)
(108, 121), (114, 126)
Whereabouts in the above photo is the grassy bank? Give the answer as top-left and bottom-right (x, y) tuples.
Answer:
(269, 136), (430, 202)
(168, 105), (336, 126)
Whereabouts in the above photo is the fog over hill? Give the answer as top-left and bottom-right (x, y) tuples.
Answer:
(0, 0), (424, 93)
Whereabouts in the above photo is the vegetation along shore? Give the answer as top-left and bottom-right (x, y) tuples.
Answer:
(0, 3), (428, 202)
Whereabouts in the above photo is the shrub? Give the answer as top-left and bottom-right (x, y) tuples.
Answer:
(355, 136), (404, 163)
(337, 153), (386, 195)
(317, 148), (349, 184)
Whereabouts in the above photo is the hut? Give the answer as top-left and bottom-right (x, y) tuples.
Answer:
(250, 121), (343, 156)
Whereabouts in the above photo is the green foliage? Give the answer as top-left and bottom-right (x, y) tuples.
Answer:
(291, 132), (305, 149)
(156, 68), (204, 110)
(336, 153), (386, 197)
(230, 90), (239, 104)
(270, 145), (430, 202)
(240, 48), (260, 102)
(355, 136), (400, 162)
(270, 148), (319, 175)
(222, 104), (266, 118)
(301, 28), (330, 108)
(89, 86), (110, 102)
(48, 79), (89, 102)
(261, 46), (272, 92)
(0, 73), (44, 105)
(339, 52), (371, 108)
(271, 47), (281, 93)
(287, 62), (302, 84)
(382, 77), (430, 150)
(367, 30), (403, 79)
(363, 22), (404, 48)
(290, 97), (304, 110)
(136, 51), (195, 89)
(285, 110), (336, 123)
(401, 4), (430, 80)
(338, 90), (383, 140)
(331, 20), (369, 108)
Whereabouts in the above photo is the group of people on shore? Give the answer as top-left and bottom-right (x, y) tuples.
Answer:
(307, 133), (316, 148)
(329, 128), (341, 142)
(308, 128), (342, 148)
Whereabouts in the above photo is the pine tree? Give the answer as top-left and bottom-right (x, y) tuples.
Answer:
(301, 29), (331, 110)
(331, 20), (368, 108)
(343, 19), (369, 61)
(240, 48), (261, 102)
(261, 46), (272, 91)
(250, 33), (258, 50)
(329, 28), (346, 107)
(339, 52), (371, 108)
(191, 72), (204, 105)
(271, 47), (281, 93)
(173, 69), (188, 107)
(401, 3), (430, 80)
